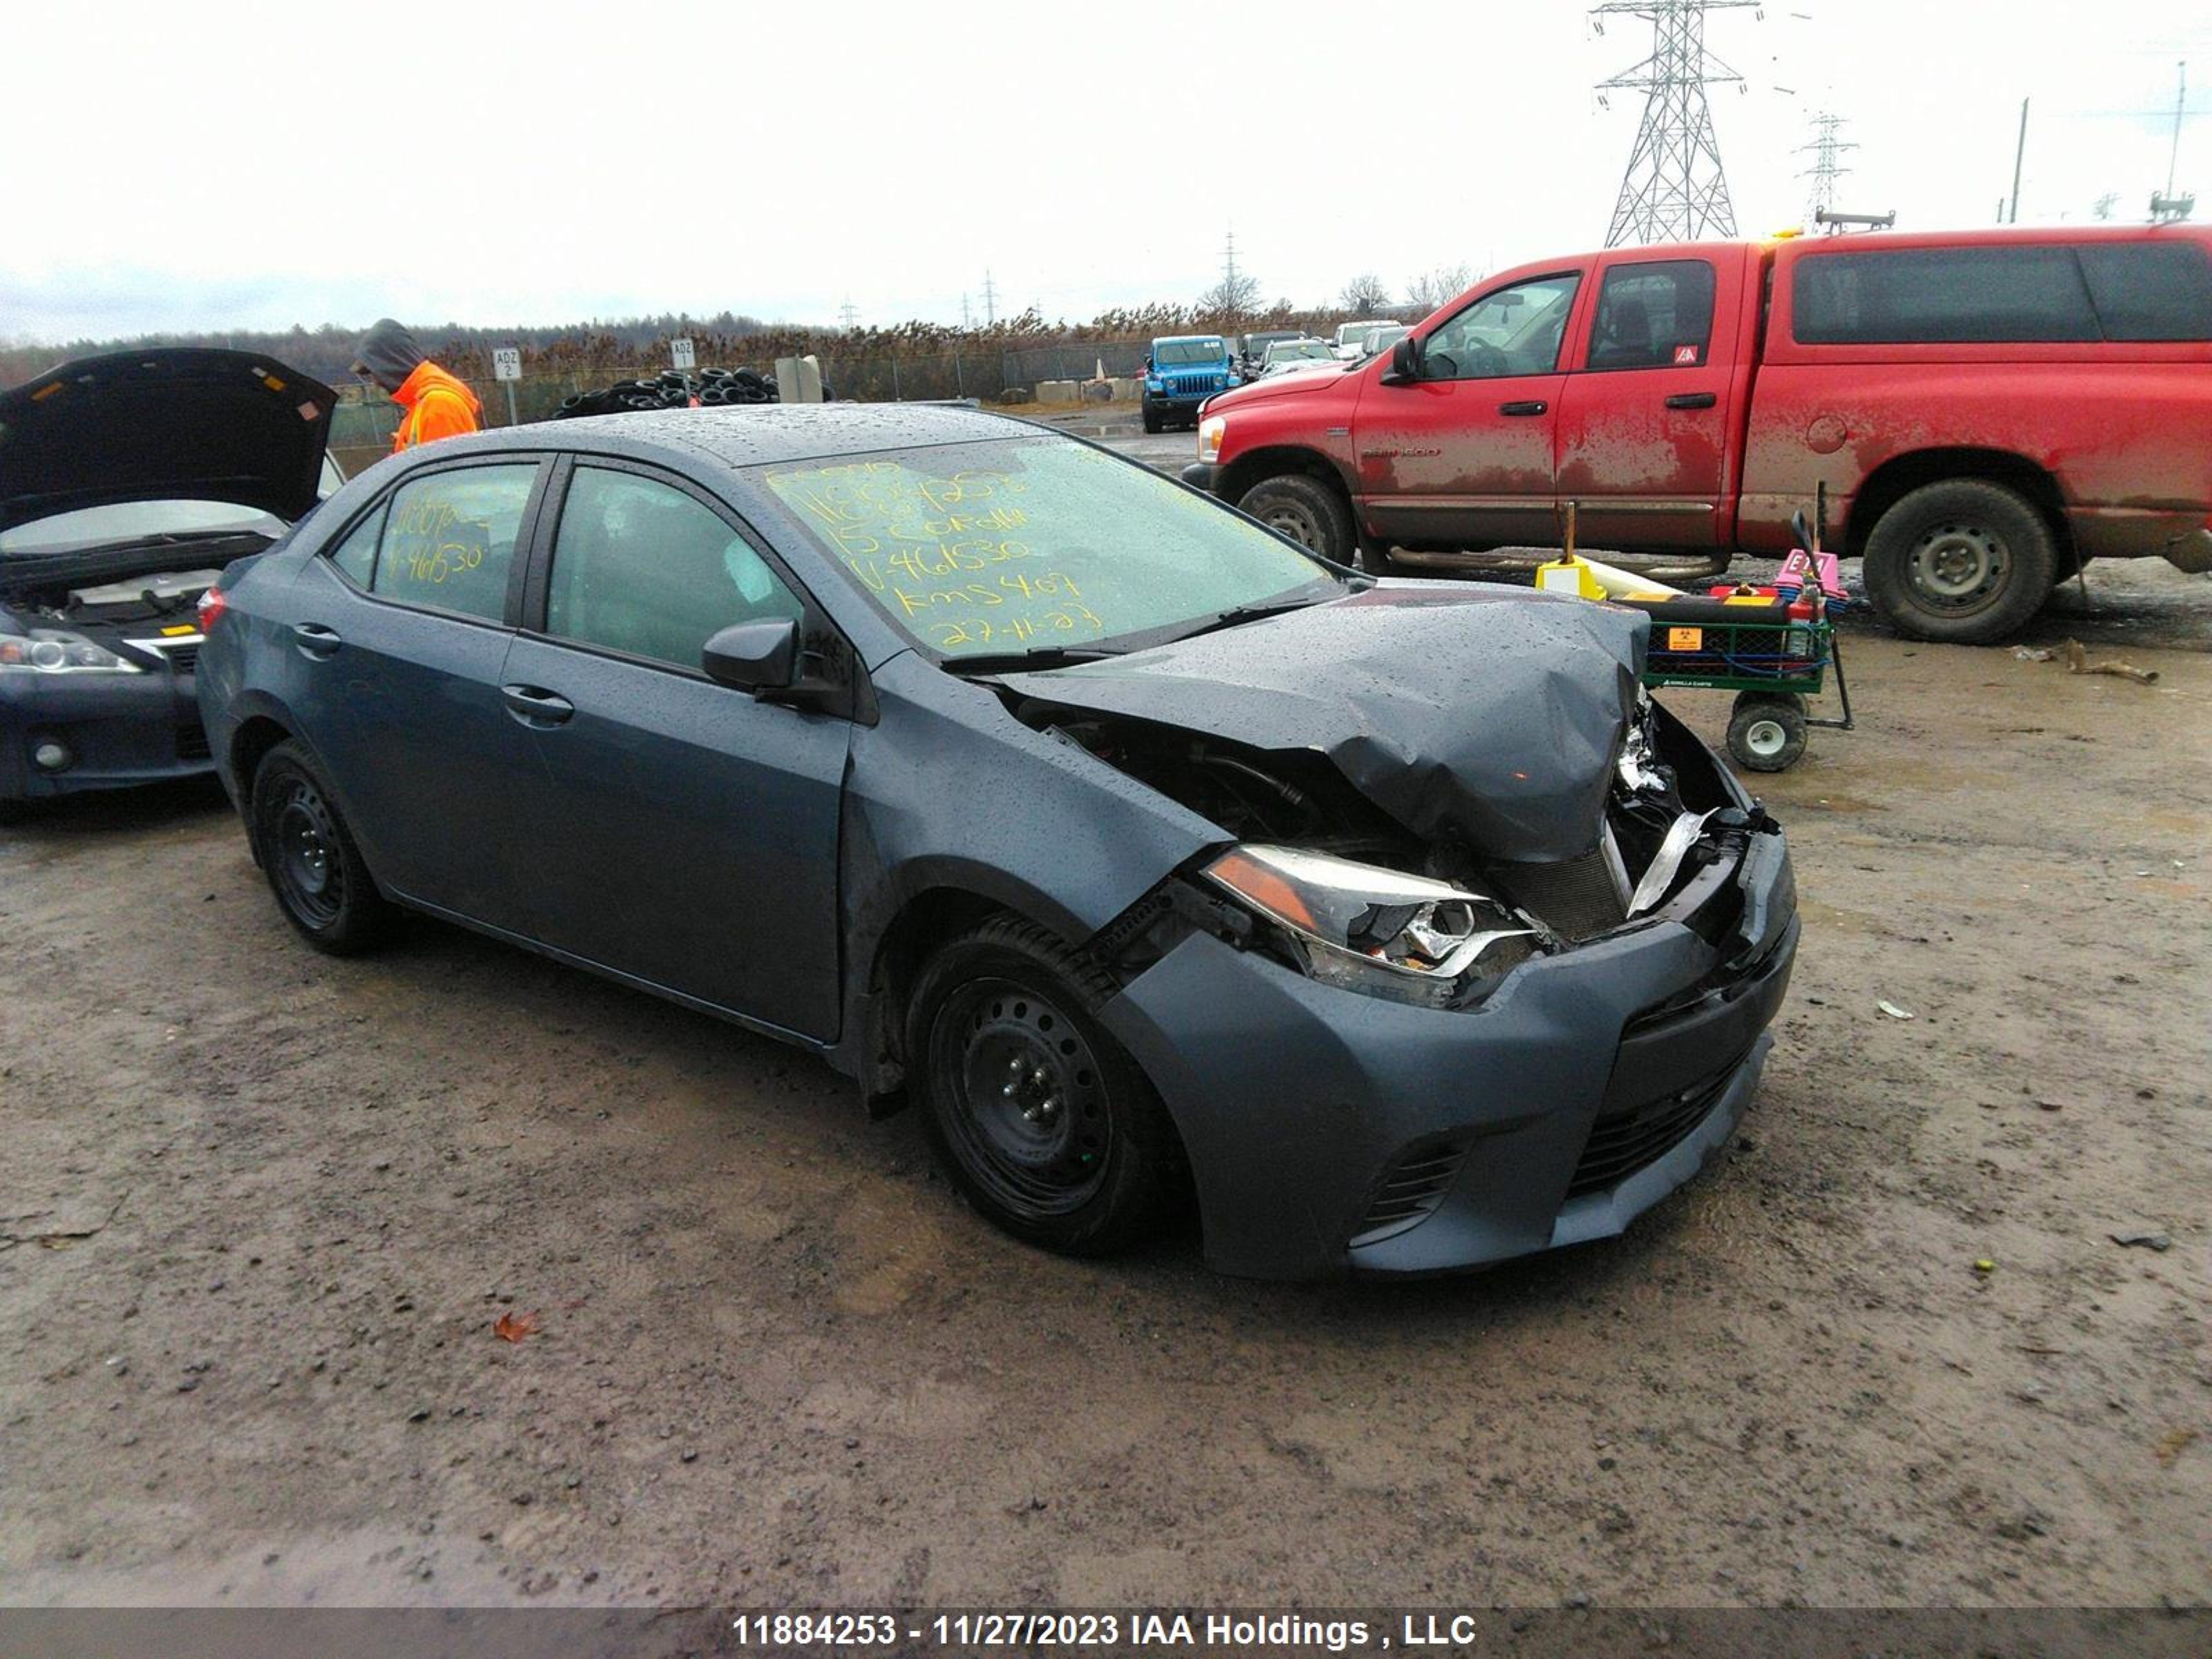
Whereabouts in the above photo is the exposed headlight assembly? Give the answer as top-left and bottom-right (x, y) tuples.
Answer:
(0, 630), (142, 674)
(1203, 844), (1531, 1008)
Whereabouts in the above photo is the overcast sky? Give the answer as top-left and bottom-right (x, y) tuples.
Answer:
(3, 0), (2205, 342)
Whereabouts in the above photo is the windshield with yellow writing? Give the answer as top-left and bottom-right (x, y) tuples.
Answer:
(756, 438), (1337, 657)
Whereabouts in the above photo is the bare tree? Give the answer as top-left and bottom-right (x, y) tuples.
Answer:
(2092, 191), (2121, 221)
(1197, 268), (1262, 317)
(1403, 263), (1475, 313)
(1338, 273), (1391, 313)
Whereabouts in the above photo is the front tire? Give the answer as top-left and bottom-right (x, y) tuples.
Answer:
(249, 741), (395, 954)
(1141, 407), (1163, 434)
(1238, 472), (1356, 565)
(1862, 479), (2057, 644)
(907, 917), (1177, 1257)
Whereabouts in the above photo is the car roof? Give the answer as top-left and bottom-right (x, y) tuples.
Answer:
(416, 401), (1040, 473)
(1154, 334), (1224, 344)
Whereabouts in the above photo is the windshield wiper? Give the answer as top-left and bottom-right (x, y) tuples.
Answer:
(942, 643), (1127, 675)
(1156, 594), (1322, 646)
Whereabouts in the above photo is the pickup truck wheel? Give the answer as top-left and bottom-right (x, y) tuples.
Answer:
(1238, 474), (1355, 564)
(1862, 480), (2056, 644)
(908, 916), (1177, 1257)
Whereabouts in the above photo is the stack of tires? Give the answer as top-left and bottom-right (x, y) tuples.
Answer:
(553, 366), (785, 420)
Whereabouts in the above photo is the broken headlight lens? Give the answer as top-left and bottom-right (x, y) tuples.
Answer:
(0, 630), (142, 674)
(1203, 844), (1531, 1009)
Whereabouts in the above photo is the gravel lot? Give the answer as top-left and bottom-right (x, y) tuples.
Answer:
(2, 529), (2207, 1612)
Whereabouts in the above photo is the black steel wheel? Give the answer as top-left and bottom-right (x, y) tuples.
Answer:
(249, 740), (393, 954)
(1862, 478), (2057, 644)
(908, 916), (1179, 1255)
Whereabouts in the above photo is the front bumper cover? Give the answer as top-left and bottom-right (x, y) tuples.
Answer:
(0, 667), (212, 802)
(1100, 836), (1797, 1280)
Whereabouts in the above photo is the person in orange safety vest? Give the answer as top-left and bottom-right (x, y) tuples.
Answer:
(350, 318), (483, 453)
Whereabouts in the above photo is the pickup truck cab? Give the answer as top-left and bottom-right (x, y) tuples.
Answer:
(1190, 226), (2212, 642)
(1142, 336), (1239, 434)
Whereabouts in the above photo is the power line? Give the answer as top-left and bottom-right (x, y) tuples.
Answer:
(1592, 1), (1760, 246)
(1797, 110), (1856, 221)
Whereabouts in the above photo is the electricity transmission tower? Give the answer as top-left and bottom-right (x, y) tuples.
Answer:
(980, 270), (998, 326)
(838, 298), (860, 330)
(1592, 1), (1759, 246)
(1798, 111), (1855, 221)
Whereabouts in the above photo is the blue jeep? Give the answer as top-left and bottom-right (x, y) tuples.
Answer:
(1141, 335), (1239, 433)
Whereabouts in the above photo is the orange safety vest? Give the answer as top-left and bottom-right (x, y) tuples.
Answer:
(390, 360), (483, 452)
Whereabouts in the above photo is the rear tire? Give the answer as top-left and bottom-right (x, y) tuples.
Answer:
(906, 915), (1177, 1257)
(1862, 479), (2056, 644)
(1238, 473), (1356, 565)
(249, 741), (395, 955)
(1727, 692), (1809, 773)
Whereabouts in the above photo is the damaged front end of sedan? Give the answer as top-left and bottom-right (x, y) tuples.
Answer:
(986, 587), (1799, 1279)
(1038, 686), (1779, 1010)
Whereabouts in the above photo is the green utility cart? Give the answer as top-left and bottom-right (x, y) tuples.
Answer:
(1635, 599), (1854, 772)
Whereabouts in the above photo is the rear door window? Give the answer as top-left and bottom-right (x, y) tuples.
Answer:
(1793, 246), (2099, 343)
(2077, 242), (2212, 340)
(326, 504), (384, 588)
(367, 463), (538, 622)
(1587, 259), (1716, 370)
(544, 466), (804, 671)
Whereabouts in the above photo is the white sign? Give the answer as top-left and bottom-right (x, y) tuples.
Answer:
(670, 338), (697, 371)
(491, 347), (522, 382)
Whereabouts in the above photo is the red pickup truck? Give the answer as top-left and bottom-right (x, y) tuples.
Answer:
(1187, 225), (2212, 643)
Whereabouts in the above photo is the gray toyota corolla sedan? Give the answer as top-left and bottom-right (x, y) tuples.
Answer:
(198, 404), (1797, 1280)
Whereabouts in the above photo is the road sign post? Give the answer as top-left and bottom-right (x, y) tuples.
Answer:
(491, 347), (522, 427)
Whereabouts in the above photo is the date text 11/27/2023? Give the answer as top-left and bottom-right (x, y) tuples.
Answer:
(727, 1611), (1541, 1651)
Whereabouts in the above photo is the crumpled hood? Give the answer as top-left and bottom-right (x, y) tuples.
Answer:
(0, 349), (335, 535)
(1003, 583), (1649, 863)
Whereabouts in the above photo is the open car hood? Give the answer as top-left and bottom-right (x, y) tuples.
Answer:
(1004, 585), (1649, 863)
(0, 349), (337, 536)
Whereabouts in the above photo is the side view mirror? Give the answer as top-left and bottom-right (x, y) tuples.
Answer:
(1790, 508), (1815, 554)
(1381, 336), (1422, 385)
(702, 618), (798, 693)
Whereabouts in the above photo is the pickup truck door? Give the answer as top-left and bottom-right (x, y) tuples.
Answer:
(1351, 268), (1587, 550)
(1553, 252), (1742, 550)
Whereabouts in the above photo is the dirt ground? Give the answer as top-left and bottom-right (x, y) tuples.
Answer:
(2, 561), (2208, 1615)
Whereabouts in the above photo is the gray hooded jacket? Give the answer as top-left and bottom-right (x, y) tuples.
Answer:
(353, 319), (426, 394)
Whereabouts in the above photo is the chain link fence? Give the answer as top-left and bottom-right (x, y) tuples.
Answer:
(328, 339), (1167, 475)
